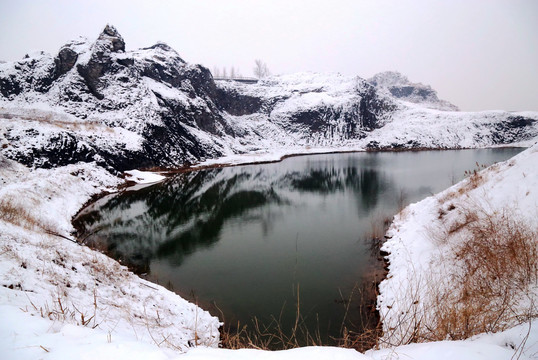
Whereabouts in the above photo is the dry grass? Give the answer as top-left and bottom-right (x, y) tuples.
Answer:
(219, 284), (324, 350)
(383, 204), (538, 345)
(440, 163), (492, 203)
(0, 198), (42, 230)
(0, 111), (113, 133)
(435, 207), (538, 340)
(22, 290), (100, 329)
(219, 284), (383, 352)
(0, 198), (66, 241)
(220, 312), (382, 352)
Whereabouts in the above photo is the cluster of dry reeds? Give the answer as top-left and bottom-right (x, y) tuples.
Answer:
(381, 203), (538, 347)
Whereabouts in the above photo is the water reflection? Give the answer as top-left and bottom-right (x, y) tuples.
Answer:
(76, 160), (392, 273)
(74, 148), (523, 343)
(156, 188), (281, 261)
(76, 170), (286, 272)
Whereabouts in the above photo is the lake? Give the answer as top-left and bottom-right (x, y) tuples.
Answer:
(74, 148), (523, 345)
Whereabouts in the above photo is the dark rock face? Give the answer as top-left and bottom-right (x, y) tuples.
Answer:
(101, 25), (125, 52)
(490, 116), (538, 145)
(54, 47), (79, 77)
(290, 108), (327, 132)
(0, 75), (22, 98)
(3, 126), (149, 171)
(142, 120), (222, 169)
(214, 87), (262, 116)
(389, 85), (435, 100)
(76, 25), (126, 99)
(364, 140), (422, 151)
(358, 84), (397, 130)
(368, 71), (459, 111)
(138, 45), (186, 88)
(0, 54), (57, 95)
(282, 82), (397, 140)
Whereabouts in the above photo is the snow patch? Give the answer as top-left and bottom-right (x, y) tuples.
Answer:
(125, 169), (166, 184)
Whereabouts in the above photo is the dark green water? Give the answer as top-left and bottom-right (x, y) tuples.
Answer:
(74, 148), (522, 344)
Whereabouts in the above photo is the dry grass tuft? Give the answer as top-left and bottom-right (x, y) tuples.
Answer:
(434, 207), (538, 340)
(384, 204), (538, 345)
(0, 198), (63, 239)
(440, 163), (492, 203)
(219, 284), (383, 352)
(22, 291), (100, 329)
(218, 285), (324, 350)
(0, 198), (42, 230)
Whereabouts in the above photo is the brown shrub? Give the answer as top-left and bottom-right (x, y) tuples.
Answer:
(427, 207), (537, 341)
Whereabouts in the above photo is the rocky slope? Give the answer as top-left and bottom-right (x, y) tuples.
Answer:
(1, 25), (537, 172)
(368, 71), (459, 111)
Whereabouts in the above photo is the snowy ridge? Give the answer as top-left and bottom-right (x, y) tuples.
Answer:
(368, 71), (459, 111)
(365, 107), (538, 149)
(1, 26), (537, 171)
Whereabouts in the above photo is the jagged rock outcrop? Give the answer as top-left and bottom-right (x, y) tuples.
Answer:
(55, 46), (79, 77)
(76, 25), (127, 99)
(0, 26), (537, 172)
(368, 71), (459, 111)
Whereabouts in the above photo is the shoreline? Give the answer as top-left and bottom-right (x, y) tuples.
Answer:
(149, 142), (532, 173)
(71, 145), (528, 350)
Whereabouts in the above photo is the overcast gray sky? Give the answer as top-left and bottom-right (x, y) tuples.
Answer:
(0, 0), (536, 111)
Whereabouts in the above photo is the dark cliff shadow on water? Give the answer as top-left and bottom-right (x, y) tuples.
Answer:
(74, 168), (283, 273)
(283, 155), (390, 212)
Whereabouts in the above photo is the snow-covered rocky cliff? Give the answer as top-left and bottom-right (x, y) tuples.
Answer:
(1, 25), (537, 172)
(368, 71), (459, 111)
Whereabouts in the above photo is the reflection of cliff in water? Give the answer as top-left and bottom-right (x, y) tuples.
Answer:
(74, 158), (392, 273)
(284, 156), (389, 211)
(75, 169), (282, 273)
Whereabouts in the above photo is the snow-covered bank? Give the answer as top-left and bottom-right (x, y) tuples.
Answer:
(184, 321), (538, 360)
(0, 158), (220, 357)
(378, 142), (538, 353)
(125, 169), (166, 184)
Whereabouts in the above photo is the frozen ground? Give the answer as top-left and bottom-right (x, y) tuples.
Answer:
(1, 143), (538, 359)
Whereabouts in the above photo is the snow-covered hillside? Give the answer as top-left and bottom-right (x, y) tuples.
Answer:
(0, 158), (220, 356)
(1, 25), (537, 172)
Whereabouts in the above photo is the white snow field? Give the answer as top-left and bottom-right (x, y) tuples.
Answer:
(1, 143), (538, 359)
